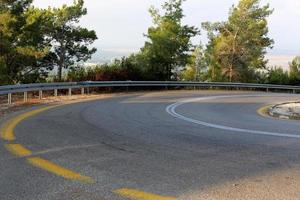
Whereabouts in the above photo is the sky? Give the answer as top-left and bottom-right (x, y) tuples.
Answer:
(33, 0), (300, 61)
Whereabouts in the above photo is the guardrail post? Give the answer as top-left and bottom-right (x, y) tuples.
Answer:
(293, 89), (296, 94)
(8, 93), (12, 105)
(54, 89), (58, 97)
(39, 90), (43, 99)
(24, 92), (28, 103)
(68, 88), (72, 96)
(266, 88), (269, 93)
(81, 87), (85, 95)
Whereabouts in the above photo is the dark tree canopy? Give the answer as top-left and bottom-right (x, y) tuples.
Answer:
(202, 0), (274, 82)
(0, 0), (51, 84)
(141, 0), (199, 81)
(0, 0), (97, 84)
(289, 56), (300, 85)
(45, 0), (97, 81)
(1, 0), (298, 86)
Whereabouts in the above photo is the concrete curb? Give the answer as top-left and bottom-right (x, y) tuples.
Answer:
(269, 102), (300, 120)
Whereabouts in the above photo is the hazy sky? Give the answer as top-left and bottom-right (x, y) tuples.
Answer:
(33, 0), (300, 56)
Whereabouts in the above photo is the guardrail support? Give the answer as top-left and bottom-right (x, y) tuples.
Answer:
(39, 90), (43, 99)
(8, 93), (12, 105)
(2, 82), (300, 101)
(24, 92), (28, 103)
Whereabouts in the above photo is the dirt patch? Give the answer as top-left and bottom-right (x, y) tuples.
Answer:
(0, 93), (123, 117)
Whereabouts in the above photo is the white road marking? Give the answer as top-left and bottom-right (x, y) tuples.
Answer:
(166, 94), (300, 139)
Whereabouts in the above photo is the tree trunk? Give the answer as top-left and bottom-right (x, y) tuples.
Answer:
(229, 66), (232, 82)
(167, 64), (172, 81)
(57, 40), (65, 82)
(58, 64), (62, 82)
(212, 65), (215, 81)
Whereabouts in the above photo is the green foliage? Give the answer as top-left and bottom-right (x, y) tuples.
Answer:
(266, 67), (289, 85)
(67, 65), (87, 81)
(1, 0), (298, 86)
(141, 0), (199, 81)
(0, 0), (51, 84)
(289, 56), (300, 85)
(44, 0), (97, 81)
(66, 54), (147, 82)
(180, 46), (207, 81)
(202, 0), (273, 82)
(0, 0), (97, 85)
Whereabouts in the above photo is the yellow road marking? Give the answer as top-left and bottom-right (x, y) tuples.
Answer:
(114, 188), (177, 200)
(5, 144), (32, 157)
(0, 104), (93, 183)
(1, 106), (58, 141)
(257, 105), (272, 118)
(27, 157), (93, 183)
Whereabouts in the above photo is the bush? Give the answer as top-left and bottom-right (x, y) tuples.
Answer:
(267, 67), (290, 85)
(66, 55), (147, 82)
(289, 56), (300, 85)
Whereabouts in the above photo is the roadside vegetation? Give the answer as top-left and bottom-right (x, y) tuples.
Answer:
(1, 0), (299, 85)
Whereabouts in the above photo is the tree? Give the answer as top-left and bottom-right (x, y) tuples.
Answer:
(141, 0), (199, 81)
(0, 0), (51, 84)
(46, 0), (97, 81)
(267, 67), (289, 85)
(203, 0), (273, 82)
(289, 56), (300, 85)
(181, 46), (207, 81)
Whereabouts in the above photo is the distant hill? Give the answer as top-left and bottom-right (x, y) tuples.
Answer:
(90, 49), (137, 64)
(89, 50), (297, 71)
(266, 55), (298, 71)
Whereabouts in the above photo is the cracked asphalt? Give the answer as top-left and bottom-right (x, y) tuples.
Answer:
(1, 90), (300, 200)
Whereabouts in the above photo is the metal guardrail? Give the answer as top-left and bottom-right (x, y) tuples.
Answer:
(1, 81), (300, 104)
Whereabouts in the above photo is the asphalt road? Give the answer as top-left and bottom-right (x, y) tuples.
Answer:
(1, 91), (300, 200)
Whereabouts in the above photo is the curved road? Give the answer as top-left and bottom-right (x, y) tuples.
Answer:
(1, 91), (300, 200)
